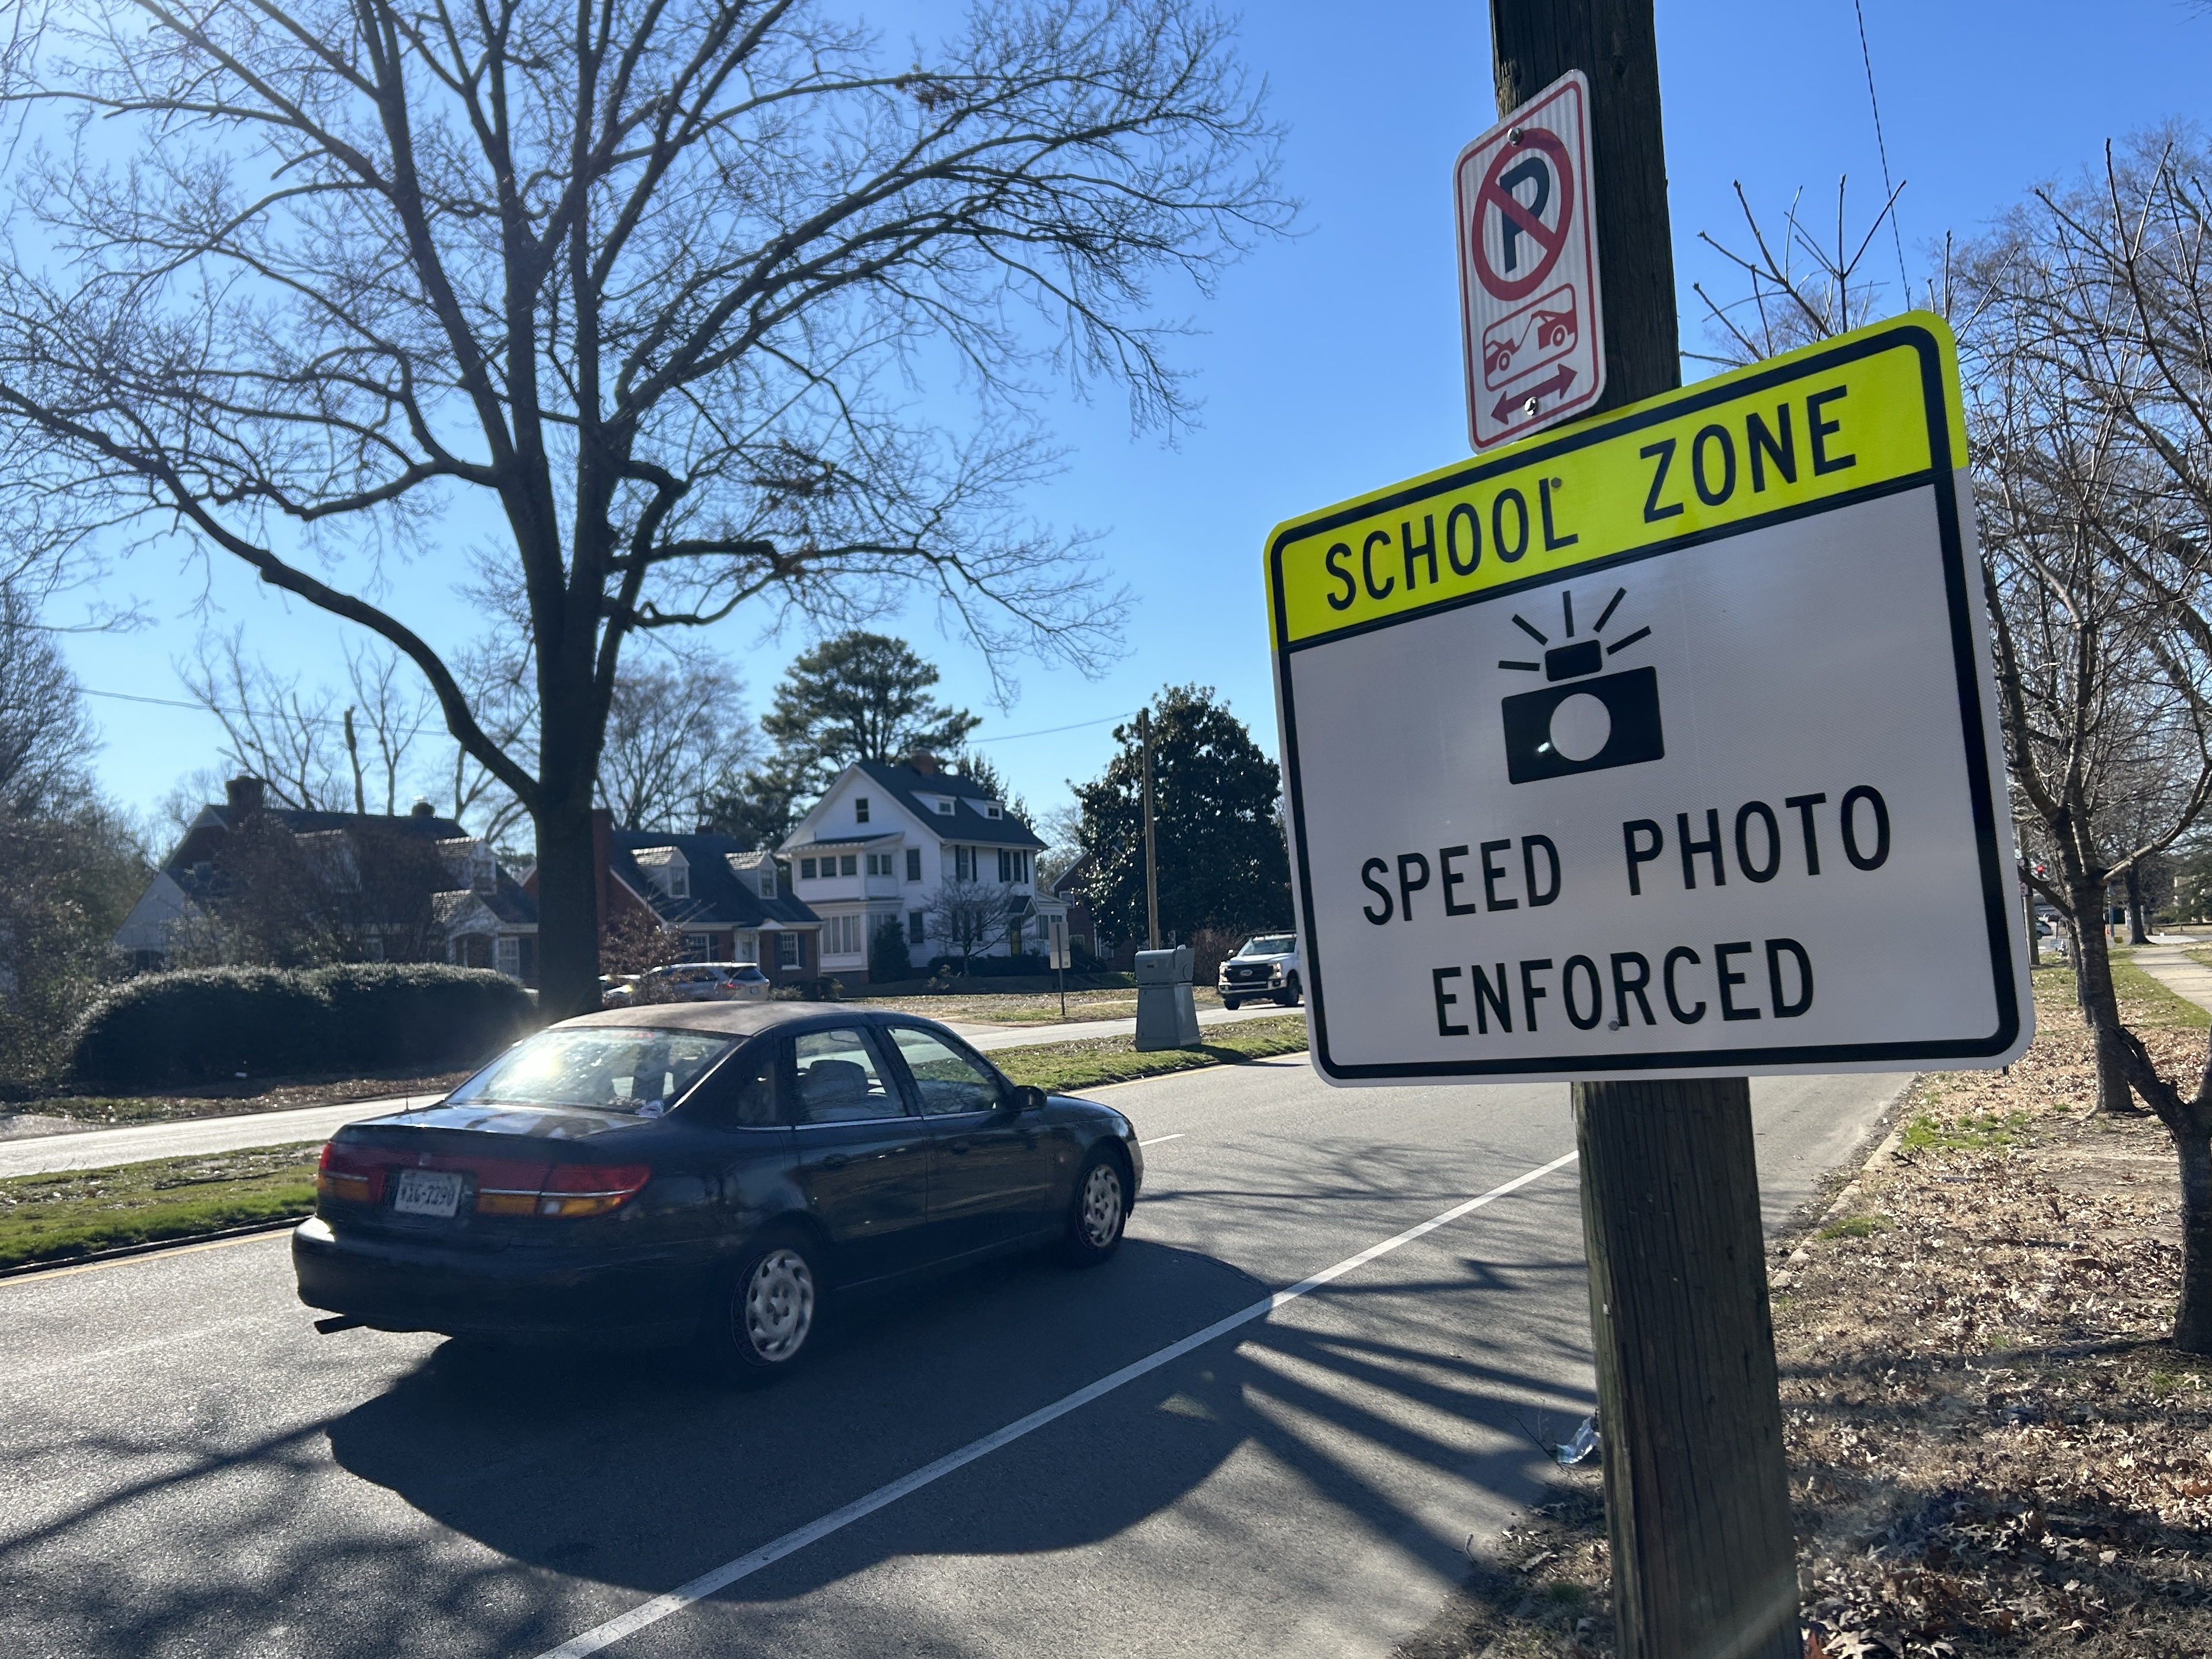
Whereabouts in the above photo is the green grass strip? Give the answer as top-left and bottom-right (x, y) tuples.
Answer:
(993, 1014), (1310, 1094)
(0, 1143), (319, 1272)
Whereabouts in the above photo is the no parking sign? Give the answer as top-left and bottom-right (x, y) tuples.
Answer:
(1266, 316), (2031, 1084)
(1455, 71), (1605, 450)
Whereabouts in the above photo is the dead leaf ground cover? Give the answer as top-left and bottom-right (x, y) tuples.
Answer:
(1403, 956), (2212, 1659)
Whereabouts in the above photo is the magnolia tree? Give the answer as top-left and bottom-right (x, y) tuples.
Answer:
(0, 0), (1286, 1014)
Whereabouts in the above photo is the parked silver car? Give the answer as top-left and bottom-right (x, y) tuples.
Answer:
(643, 962), (773, 1002)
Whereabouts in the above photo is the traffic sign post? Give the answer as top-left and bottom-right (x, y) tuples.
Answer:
(1266, 314), (2028, 1650)
(1456, 71), (1605, 450)
(1267, 317), (2028, 1082)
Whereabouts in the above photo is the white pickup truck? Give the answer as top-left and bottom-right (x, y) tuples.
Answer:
(1217, 932), (1302, 1009)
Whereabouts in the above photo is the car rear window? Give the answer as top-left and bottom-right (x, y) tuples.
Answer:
(446, 1028), (738, 1116)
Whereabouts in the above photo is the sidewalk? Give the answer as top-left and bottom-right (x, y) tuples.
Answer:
(0, 1000), (1298, 1180)
(2130, 938), (2212, 1015)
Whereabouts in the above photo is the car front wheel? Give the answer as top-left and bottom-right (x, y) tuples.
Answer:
(1222, 996), (1240, 1010)
(1063, 1151), (1129, 1267)
(705, 1232), (820, 1383)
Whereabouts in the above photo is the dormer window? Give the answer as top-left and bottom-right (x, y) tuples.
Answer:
(936, 798), (954, 815)
(632, 845), (689, 900)
(985, 803), (1002, 819)
(855, 797), (870, 824)
(759, 866), (777, 899)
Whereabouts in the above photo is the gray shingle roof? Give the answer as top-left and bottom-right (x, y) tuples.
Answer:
(849, 760), (1045, 849)
(610, 830), (821, 929)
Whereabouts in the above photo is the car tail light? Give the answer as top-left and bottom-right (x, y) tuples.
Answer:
(535, 1164), (653, 1218)
(316, 1142), (387, 1205)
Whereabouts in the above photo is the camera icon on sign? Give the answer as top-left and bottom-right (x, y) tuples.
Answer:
(1498, 586), (1665, 785)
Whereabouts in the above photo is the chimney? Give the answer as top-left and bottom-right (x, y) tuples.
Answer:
(225, 775), (266, 817)
(410, 797), (436, 818)
(907, 750), (939, 776)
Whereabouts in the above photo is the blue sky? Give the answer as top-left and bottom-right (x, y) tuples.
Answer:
(53, 0), (2212, 839)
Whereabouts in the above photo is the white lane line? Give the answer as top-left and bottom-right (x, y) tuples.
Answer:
(533, 1148), (1580, 1659)
(1139, 1133), (1184, 1147)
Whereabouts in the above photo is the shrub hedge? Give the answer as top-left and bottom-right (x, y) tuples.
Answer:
(72, 964), (541, 1087)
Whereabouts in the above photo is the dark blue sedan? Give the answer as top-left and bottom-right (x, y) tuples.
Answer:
(292, 1002), (1144, 1380)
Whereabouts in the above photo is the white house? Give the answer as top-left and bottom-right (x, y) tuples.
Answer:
(779, 753), (1064, 982)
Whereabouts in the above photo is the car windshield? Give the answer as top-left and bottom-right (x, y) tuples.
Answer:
(445, 1028), (737, 1116)
(1237, 936), (1295, 957)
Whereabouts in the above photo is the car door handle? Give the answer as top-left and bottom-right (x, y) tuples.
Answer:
(821, 1153), (851, 1170)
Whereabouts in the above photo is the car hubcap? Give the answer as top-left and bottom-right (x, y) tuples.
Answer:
(1079, 1163), (1124, 1249)
(741, 1248), (815, 1361)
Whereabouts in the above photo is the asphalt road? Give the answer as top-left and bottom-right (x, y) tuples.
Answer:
(0, 1059), (1905, 1659)
(0, 1004), (1293, 1179)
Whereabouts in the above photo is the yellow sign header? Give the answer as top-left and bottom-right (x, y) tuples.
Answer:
(1266, 314), (1967, 648)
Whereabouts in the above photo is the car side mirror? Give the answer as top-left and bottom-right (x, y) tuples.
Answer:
(1007, 1084), (1047, 1115)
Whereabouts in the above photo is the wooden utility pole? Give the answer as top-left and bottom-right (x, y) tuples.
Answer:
(1487, 5), (1800, 1657)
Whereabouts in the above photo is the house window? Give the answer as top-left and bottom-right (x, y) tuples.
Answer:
(865, 852), (890, 876)
(840, 854), (857, 877)
(936, 799), (954, 816)
(909, 910), (926, 945)
(759, 868), (776, 898)
(856, 797), (870, 824)
(986, 803), (1002, 819)
(496, 937), (521, 979)
(778, 931), (801, 969)
(906, 848), (922, 881)
(668, 868), (689, 898)
(684, 932), (713, 956)
(955, 846), (972, 881)
(998, 849), (1017, 882)
(825, 914), (863, 956)
(801, 858), (818, 880)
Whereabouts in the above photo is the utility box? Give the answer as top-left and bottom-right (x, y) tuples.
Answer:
(1133, 946), (1200, 1050)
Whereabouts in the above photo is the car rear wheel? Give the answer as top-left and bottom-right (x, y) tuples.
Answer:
(705, 1231), (820, 1383)
(1063, 1151), (1129, 1267)
(1274, 972), (1301, 1007)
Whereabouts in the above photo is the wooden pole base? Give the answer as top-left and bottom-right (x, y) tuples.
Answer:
(1574, 1079), (1799, 1659)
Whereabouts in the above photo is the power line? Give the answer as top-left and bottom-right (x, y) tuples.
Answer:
(1852, 0), (1912, 300)
(970, 711), (1139, 745)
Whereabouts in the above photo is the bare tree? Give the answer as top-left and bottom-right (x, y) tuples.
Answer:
(0, 0), (1287, 1014)
(0, 585), (94, 815)
(598, 647), (761, 831)
(178, 632), (347, 811)
(1692, 177), (1911, 369)
(1954, 132), (2212, 1351)
(925, 877), (1010, 973)
(179, 631), (434, 814)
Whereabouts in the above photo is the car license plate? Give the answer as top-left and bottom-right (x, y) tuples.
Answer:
(391, 1168), (464, 1218)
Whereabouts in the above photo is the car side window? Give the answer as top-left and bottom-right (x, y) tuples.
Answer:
(791, 1028), (904, 1124)
(689, 1041), (780, 1128)
(886, 1027), (1005, 1117)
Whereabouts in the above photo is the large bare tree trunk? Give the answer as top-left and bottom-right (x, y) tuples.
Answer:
(2127, 865), (2151, 944)
(2178, 1125), (2212, 1354)
(2069, 876), (2138, 1115)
